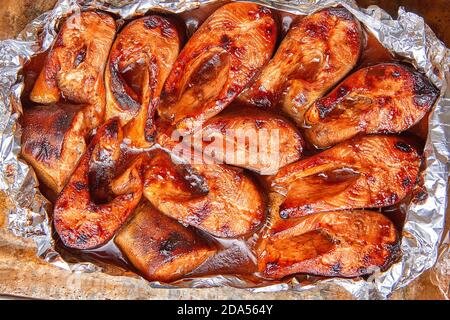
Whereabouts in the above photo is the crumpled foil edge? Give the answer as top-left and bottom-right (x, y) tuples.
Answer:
(0, 0), (448, 299)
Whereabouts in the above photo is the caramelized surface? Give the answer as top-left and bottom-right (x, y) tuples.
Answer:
(142, 150), (265, 238)
(21, 104), (88, 192)
(304, 63), (438, 148)
(271, 135), (421, 218)
(182, 107), (304, 174)
(54, 119), (142, 249)
(257, 210), (399, 278)
(105, 15), (181, 147)
(239, 7), (362, 126)
(115, 201), (215, 282)
(30, 11), (116, 129)
(158, 2), (278, 135)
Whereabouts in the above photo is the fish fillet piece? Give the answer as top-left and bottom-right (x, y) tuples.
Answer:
(105, 15), (181, 147)
(158, 2), (277, 135)
(257, 210), (399, 278)
(182, 107), (304, 174)
(21, 104), (89, 193)
(304, 63), (439, 148)
(142, 150), (266, 238)
(239, 7), (362, 126)
(115, 201), (215, 282)
(30, 11), (116, 129)
(270, 135), (420, 218)
(54, 119), (142, 249)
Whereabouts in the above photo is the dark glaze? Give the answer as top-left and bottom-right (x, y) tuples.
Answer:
(21, 11), (117, 195)
(178, 0), (227, 38)
(22, 105), (81, 164)
(87, 123), (123, 203)
(20, 2), (428, 282)
(191, 237), (258, 276)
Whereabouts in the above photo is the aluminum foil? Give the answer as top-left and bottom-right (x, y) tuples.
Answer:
(0, 0), (449, 299)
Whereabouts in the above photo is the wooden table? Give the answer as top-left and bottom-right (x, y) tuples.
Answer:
(0, 0), (448, 300)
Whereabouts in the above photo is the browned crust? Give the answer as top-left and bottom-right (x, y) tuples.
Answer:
(183, 107), (304, 174)
(115, 201), (215, 282)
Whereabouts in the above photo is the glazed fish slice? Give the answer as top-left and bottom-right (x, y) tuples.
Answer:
(142, 150), (266, 238)
(158, 2), (278, 135)
(21, 104), (88, 193)
(304, 63), (439, 148)
(54, 119), (143, 250)
(239, 7), (362, 126)
(30, 11), (116, 130)
(115, 201), (215, 282)
(105, 15), (182, 147)
(270, 135), (421, 219)
(257, 210), (399, 279)
(182, 106), (304, 175)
